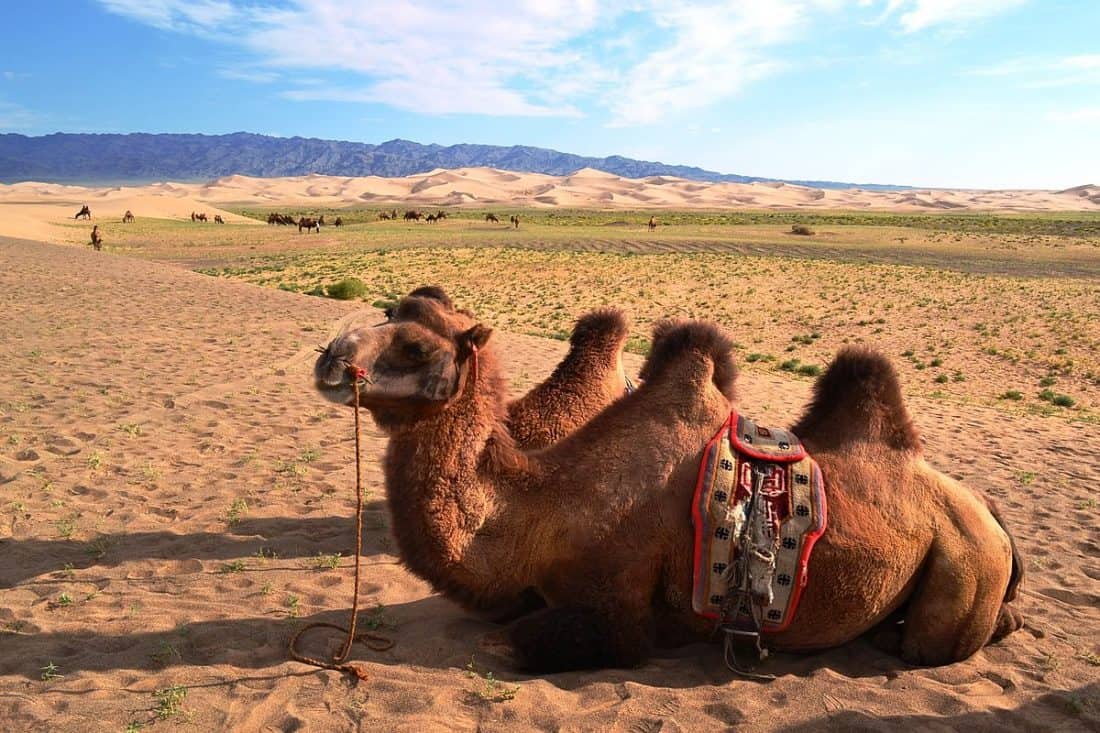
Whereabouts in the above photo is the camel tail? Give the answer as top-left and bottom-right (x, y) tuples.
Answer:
(639, 319), (737, 400)
(792, 346), (920, 453)
(984, 497), (1024, 602)
(570, 308), (629, 349)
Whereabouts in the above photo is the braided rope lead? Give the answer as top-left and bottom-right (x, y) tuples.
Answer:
(289, 368), (394, 681)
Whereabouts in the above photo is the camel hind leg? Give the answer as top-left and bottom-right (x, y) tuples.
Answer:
(900, 528), (1012, 665)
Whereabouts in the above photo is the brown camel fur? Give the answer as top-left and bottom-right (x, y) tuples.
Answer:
(89, 225), (103, 251)
(122, 210), (135, 223)
(314, 290), (1022, 673)
(507, 308), (631, 449)
(389, 286), (632, 452)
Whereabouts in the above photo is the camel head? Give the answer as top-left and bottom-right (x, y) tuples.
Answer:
(314, 286), (492, 417)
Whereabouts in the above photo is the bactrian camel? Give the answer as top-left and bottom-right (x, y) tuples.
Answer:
(314, 288), (1022, 672)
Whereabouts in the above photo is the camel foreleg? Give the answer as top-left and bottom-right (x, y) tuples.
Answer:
(509, 604), (654, 673)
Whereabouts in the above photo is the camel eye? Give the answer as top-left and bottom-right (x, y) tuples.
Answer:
(403, 341), (430, 361)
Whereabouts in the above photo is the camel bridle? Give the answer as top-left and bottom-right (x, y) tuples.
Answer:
(289, 342), (479, 680)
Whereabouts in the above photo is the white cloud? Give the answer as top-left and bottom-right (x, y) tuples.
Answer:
(217, 68), (280, 83)
(969, 54), (1100, 87)
(98, 0), (241, 32)
(97, 0), (1032, 125)
(888, 0), (1028, 32)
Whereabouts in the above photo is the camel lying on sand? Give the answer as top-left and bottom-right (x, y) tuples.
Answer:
(314, 288), (1023, 672)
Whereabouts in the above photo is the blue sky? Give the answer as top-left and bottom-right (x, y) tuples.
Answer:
(1, 0), (1097, 188)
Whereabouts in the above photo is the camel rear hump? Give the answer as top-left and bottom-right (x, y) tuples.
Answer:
(793, 346), (920, 453)
(639, 319), (737, 400)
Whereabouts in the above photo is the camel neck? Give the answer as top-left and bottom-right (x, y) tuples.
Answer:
(381, 357), (529, 611)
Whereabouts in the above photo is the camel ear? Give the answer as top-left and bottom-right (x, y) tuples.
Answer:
(459, 324), (492, 354)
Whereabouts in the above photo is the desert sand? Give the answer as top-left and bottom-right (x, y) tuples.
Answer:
(1, 170), (1098, 242)
(1, 237), (1097, 731)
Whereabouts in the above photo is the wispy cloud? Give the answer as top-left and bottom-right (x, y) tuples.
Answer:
(98, 0), (242, 32)
(98, 0), (1031, 125)
(881, 0), (1029, 33)
(217, 68), (280, 84)
(969, 54), (1100, 87)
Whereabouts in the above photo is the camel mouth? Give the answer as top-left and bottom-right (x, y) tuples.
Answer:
(314, 344), (365, 404)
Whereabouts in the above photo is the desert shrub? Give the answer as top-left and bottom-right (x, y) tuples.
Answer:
(791, 224), (814, 236)
(304, 285), (326, 297)
(1038, 389), (1075, 407)
(999, 390), (1023, 400)
(326, 278), (368, 300)
(796, 364), (822, 377)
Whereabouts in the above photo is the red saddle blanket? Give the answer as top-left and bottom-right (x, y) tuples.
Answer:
(691, 413), (827, 633)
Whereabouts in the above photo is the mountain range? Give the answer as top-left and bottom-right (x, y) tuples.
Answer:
(0, 132), (905, 190)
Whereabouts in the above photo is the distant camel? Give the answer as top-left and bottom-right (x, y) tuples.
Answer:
(89, 225), (103, 251)
(485, 213), (499, 223)
(510, 214), (520, 229)
(75, 205), (91, 220)
(214, 214), (225, 224)
(334, 216), (343, 227)
(317, 215), (326, 226)
(267, 212), (281, 225)
(122, 210), (135, 224)
(426, 214), (438, 223)
(194, 212), (208, 222)
(298, 217), (319, 233)
(378, 212), (392, 221)
(648, 216), (657, 231)
(391, 209), (398, 220)
(404, 210), (422, 222)
(435, 211), (447, 220)
(191, 211), (196, 222)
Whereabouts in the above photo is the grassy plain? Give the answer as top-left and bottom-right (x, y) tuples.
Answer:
(74, 208), (1100, 415)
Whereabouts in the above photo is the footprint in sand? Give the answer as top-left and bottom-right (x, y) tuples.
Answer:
(1038, 587), (1098, 607)
(45, 434), (81, 456)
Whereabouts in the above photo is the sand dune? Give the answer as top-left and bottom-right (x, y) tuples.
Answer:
(1, 167), (1096, 241)
(1, 238), (1096, 731)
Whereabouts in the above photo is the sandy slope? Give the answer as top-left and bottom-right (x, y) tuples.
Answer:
(0, 237), (1097, 731)
(0, 182), (258, 241)
(1, 172), (1097, 241)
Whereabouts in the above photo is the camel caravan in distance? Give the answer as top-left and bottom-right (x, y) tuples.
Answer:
(314, 287), (1023, 674)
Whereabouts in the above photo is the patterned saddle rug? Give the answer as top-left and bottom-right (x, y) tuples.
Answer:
(692, 413), (827, 634)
